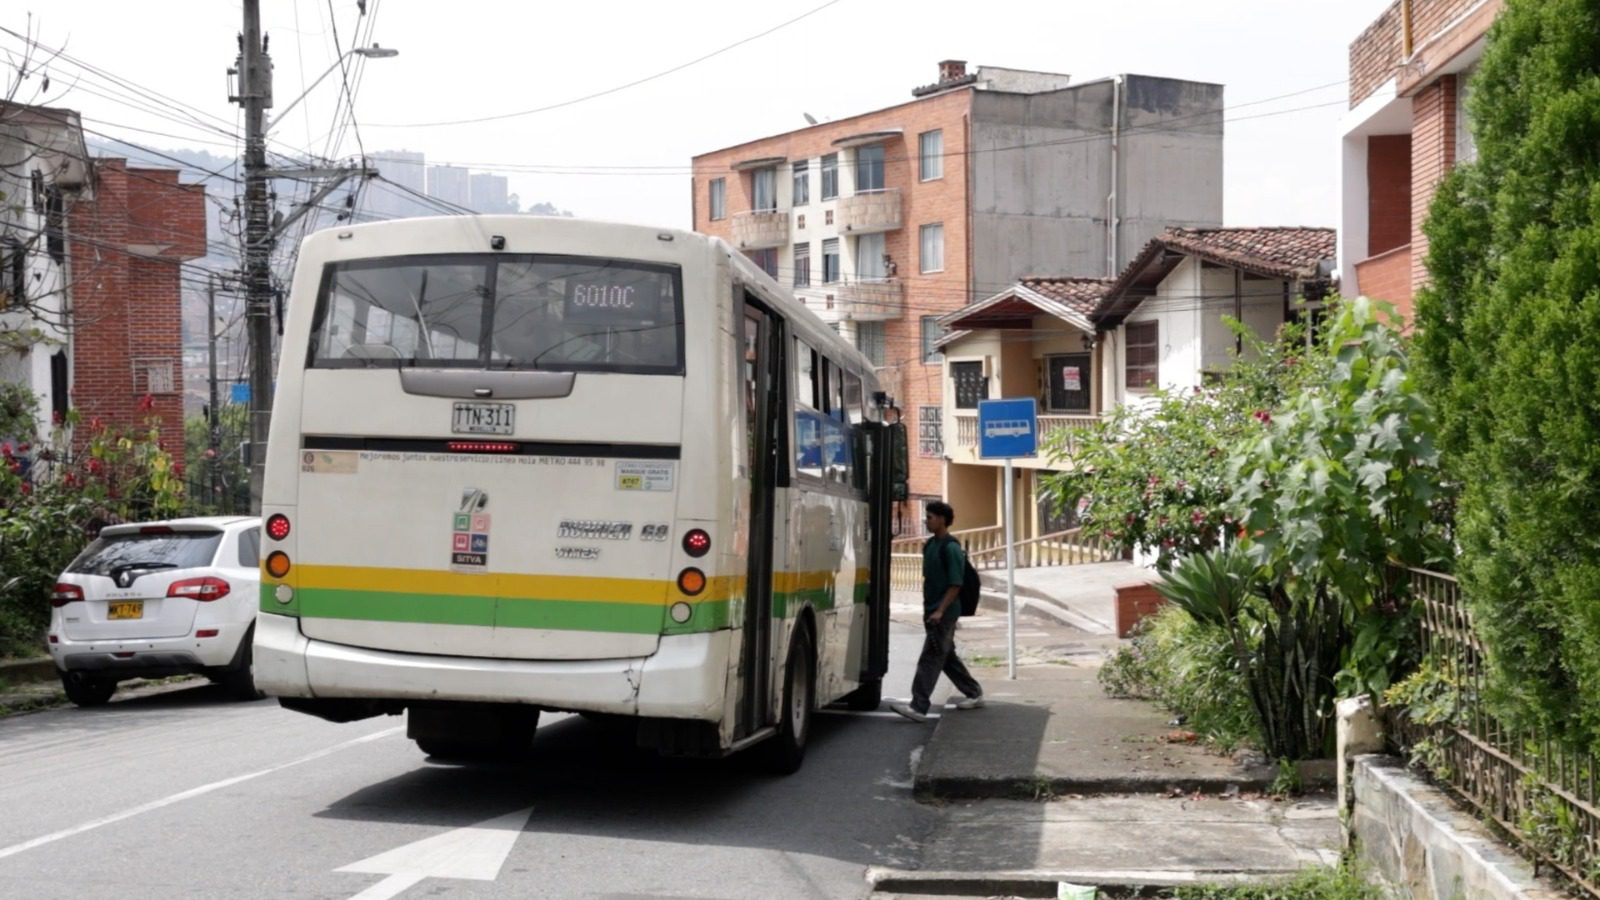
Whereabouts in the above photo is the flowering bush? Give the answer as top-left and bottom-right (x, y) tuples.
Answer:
(0, 384), (184, 656)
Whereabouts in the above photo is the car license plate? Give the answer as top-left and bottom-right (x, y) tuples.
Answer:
(108, 600), (144, 620)
(452, 401), (515, 436)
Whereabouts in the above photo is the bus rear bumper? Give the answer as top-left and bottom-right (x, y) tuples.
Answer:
(253, 612), (727, 720)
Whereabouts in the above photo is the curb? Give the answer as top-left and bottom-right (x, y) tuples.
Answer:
(976, 577), (1117, 636)
(912, 770), (1279, 801)
(0, 657), (57, 684)
(868, 866), (1281, 897)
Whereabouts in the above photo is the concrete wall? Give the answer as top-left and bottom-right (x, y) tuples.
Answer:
(1105, 258), (1287, 406)
(969, 75), (1223, 291)
(1349, 756), (1566, 900)
(0, 129), (73, 434)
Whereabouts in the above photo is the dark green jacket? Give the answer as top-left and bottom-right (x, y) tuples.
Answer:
(921, 535), (965, 617)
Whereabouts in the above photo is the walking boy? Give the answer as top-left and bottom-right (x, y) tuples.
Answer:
(891, 500), (983, 722)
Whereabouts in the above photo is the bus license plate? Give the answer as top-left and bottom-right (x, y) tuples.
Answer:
(108, 601), (144, 620)
(452, 402), (515, 435)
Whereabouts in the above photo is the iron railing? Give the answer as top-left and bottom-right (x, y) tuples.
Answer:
(888, 527), (1120, 593)
(1396, 567), (1600, 895)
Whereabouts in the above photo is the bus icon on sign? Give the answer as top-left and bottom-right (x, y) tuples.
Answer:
(984, 419), (1032, 439)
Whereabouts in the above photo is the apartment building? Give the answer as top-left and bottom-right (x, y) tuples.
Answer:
(691, 61), (1224, 505)
(1340, 0), (1501, 323)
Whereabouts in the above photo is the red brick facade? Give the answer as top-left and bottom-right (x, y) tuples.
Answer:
(692, 89), (973, 500)
(1409, 75), (1457, 291)
(1349, 0), (1492, 108)
(1366, 135), (1413, 257)
(68, 159), (207, 464)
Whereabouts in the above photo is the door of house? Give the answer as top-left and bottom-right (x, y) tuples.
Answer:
(1045, 353), (1092, 412)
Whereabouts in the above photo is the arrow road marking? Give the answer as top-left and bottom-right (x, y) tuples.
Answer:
(339, 806), (534, 900)
(0, 726), (402, 862)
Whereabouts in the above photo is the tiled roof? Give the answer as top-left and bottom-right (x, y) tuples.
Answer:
(1094, 227), (1336, 326)
(1146, 227), (1336, 280)
(1019, 276), (1117, 318)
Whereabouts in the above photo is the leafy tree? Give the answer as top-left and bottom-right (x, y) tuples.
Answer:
(1042, 321), (1317, 569)
(1414, 0), (1600, 751)
(1229, 298), (1450, 701)
(183, 404), (250, 515)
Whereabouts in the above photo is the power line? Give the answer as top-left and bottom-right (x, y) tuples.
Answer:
(368, 0), (845, 128)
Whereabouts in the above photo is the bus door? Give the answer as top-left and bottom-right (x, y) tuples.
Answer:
(737, 300), (781, 735)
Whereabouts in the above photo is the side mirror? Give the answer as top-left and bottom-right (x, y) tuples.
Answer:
(888, 421), (909, 502)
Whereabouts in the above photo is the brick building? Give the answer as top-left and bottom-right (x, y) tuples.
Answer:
(691, 62), (1223, 507)
(68, 158), (208, 463)
(1339, 0), (1502, 323)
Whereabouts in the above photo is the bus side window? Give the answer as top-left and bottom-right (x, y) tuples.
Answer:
(843, 370), (866, 491)
(824, 359), (851, 487)
(794, 340), (823, 479)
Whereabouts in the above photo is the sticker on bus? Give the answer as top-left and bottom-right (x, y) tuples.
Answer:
(615, 461), (674, 492)
(301, 450), (358, 474)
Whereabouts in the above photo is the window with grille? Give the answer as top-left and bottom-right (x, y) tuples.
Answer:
(793, 243), (811, 287)
(1125, 320), (1159, 389)
(856, 321), (885, 366)
(921, 315), (946, 363)
(951, 361), (988, 409)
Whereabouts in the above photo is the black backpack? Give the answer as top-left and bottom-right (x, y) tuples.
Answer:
(942, 537), (982, 617)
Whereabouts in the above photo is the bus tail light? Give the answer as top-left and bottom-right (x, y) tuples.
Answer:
(265, 552), (292, 579)
(168, 578), (231, 602)
(50, 583), (84, 607)
(677, 568), (706, 596)
(266, 514), (291, 541)
(682, 529), (711, 558)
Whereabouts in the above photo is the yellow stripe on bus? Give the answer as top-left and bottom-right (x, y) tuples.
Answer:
(291, 565), (741, 605)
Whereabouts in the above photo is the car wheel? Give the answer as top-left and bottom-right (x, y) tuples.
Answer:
(220, 625), (264, 701)
(755, 623), (814, 775)
(60, 671), (116, 708)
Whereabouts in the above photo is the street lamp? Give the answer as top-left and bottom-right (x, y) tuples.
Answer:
(266, 44), (399, 130)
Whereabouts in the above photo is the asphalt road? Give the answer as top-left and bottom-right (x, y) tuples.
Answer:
(0, 623), (951, 900)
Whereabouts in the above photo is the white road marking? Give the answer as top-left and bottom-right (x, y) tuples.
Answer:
(0, 726), (403, 861)
(339, 806), (534, 899)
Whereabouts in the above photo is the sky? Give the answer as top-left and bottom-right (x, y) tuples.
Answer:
(8, 0), (1393, 229)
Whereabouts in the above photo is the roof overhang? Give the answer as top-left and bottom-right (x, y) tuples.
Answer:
(731, 155), (786, 172)
(0, 102), (93, 196)
(938, 283), (1096, 335)
(831, 128), (902, 149)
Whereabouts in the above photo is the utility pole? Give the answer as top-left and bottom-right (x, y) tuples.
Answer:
(235, 0), (273, 512)
(206, 274), (222, 509)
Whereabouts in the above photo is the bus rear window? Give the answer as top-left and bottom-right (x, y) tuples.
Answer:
(309, 254), (683, 374)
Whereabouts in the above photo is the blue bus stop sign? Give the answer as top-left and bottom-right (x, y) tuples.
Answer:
(977, 398), (1038, 459)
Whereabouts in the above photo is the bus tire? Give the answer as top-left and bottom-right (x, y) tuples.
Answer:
(414, 707), (539, 761)
(841, 676), (882, 711)
(756, 624), (814, 775)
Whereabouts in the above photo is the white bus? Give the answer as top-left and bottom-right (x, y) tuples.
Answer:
(253, 216), (908, 772)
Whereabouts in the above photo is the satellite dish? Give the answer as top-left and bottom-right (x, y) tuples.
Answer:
(803, 113), (818, 125)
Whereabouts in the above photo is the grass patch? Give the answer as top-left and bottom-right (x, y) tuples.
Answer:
(1164, 863), (1388, 899)
(967, 654), (1005, 668)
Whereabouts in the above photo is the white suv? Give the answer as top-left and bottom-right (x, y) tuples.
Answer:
(47, 516), (262, 707)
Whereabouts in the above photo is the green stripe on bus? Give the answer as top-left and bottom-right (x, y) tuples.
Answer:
(299, 588), (665, 634)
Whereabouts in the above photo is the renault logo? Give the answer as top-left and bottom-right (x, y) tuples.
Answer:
(116, 571), (134, 588)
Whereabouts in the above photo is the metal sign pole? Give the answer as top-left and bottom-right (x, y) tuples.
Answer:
(1004, 456), (1017, 680)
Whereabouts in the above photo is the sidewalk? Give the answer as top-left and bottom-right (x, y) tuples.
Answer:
(883, 584), (1342, 897)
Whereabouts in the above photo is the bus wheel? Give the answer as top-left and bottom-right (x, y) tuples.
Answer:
(841, 676), (882, 712)
(757, 624), (814, 775)
(412, 706), (539, 761)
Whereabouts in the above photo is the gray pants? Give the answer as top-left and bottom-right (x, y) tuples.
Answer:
(910, 612), (982, 714)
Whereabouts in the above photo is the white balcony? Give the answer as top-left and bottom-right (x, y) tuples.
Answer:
(731, 209), (789, 250)
(836, 189), (902, 234)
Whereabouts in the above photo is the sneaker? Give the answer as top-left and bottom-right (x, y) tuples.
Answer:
(954, 694), (985, 710)
(889, 700), (933, 723)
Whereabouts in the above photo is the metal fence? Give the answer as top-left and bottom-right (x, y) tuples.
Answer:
(889, 526), (1120, 593)
(1397, 567), (1600, 895)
